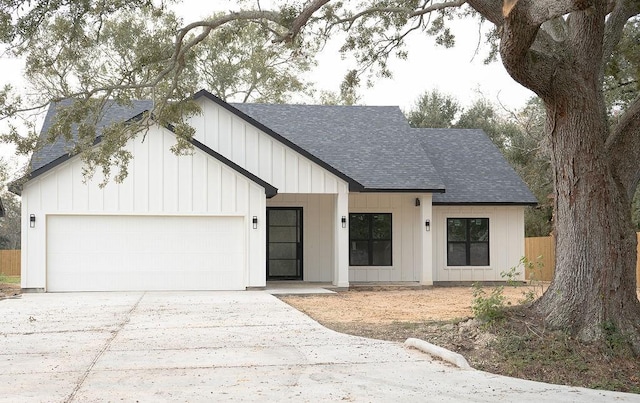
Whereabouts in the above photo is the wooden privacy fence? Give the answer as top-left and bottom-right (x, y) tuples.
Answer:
(0, 250), (21, 276)
(525, 233), (640, 285)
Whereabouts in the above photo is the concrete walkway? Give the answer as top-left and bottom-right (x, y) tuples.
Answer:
(0, 292), (637, 402)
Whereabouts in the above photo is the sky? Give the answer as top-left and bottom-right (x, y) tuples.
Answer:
(0, 1), (535, 173)
(190, 1), (535, 110)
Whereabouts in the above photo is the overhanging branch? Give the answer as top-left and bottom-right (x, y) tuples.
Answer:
(328, 0), (467, 28)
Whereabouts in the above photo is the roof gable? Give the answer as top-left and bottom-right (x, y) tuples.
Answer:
(192, 90), (365, 191)
(229, 102), (445, 192)
(31, 99), (153, 172)
(18, 100), (278, 197)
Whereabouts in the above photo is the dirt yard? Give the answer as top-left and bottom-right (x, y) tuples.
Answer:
(281, 285), (534, 324)
(0, 281), (20, 299)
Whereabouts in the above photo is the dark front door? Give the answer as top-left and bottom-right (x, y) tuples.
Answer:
(267, 208), (302, 280)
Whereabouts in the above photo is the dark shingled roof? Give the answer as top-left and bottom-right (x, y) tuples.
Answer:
(415, 128), (537, 205)
(231, 103), (445, 192)
(25, 91), (536, 205)
(30, 99), (153, 172)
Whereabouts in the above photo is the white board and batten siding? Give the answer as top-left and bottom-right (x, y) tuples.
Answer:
(190, 98), (349, 196)
(21, 125), (266, 291)
(348, 193), (430, 283)
(432, 205), (526, 282)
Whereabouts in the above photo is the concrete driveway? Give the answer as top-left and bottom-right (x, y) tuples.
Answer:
(0, 292), (637, 402)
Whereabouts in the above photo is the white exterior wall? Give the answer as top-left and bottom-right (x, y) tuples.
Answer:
(266, 194), (335, 282)
(189, 97), (351, 286)
(189, 98), (346, 194)
(21, 125), (267, 290)
(432, 205), (526, 282)
(348, 193), (433, 283)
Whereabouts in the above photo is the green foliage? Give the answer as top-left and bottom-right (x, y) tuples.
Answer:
(500, 264), (521, 287)
(1, 3), (320, 184)
(406, 90), (459, 128)
(472, 255), (546, 323)
(601, 321), (631, 356)
(0, 192), (21, 249)
(327, 1), (463, 87)
(472, 282), (506, 323)
(0, 157), (21, 249)
(604, 17), (640, 113)
(504, 256), (545, 304)
(190, 16), (315, 103)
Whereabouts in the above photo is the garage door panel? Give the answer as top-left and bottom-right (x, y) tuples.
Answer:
(47, 215), (246, 291)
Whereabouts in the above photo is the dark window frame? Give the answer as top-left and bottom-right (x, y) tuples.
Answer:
(349, 213), (392, 266)
(446, 218), (490, 266)
(266, 207), (303, 280)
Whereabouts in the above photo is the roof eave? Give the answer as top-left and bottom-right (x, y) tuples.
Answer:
(432, 201), (538, 206)
(16, 108), (153, 194)
(14, 122), (280, 199)
(358, 187), (446, 193)
(10, 135), (104, 195)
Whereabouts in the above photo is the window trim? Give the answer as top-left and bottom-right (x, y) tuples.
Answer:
(349, 213), (393, 266)
(446, 218), (490, 267)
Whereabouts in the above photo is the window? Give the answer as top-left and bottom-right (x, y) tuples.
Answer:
(447, 218), (489, 266)
(349, 213), (392, 266)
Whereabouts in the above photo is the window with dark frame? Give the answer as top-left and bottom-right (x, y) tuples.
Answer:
(349, 213), (392, 266)
(447, 218), (489, 266)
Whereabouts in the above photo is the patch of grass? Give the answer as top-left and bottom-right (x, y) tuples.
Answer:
(0, 274), (20, 284)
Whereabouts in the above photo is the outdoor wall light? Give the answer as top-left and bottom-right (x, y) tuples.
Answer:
(341, 216), (347, 228)
(252, 216), (258, 229)
(415, 198), (421, 207)
(30, 214), (36, 228)
(425, 219), (430, 232)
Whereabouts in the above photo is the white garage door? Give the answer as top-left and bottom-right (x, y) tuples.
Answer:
(46, 215), (246, 291)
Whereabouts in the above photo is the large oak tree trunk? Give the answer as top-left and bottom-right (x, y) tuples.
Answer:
(535, 89), (640, 352)
(463, 0), (640, 354)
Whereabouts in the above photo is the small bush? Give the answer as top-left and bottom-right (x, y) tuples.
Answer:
(472, 283), (506, 323)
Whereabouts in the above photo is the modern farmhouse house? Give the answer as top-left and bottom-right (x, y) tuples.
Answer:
(14, 89), (536, 292)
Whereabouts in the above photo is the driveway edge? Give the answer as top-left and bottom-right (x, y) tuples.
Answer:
(404, 338), (472, 370)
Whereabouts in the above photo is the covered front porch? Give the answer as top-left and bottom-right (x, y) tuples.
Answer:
(264, 192), (434, 288)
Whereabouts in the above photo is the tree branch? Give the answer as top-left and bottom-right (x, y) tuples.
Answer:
(602, 0), (640, 74)
(329, 0), (467, 28)
(467, 0), (604, 99)
(606, 95), (640, 198)
(285, 0), (332, 42)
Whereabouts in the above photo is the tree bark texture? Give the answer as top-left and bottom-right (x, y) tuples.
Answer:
(537, 86), (640, 352)
(466, 0), (640, 352)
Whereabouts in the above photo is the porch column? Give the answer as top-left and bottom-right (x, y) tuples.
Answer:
(333, 188), (349, 287)
(420, 195), (434, 285)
